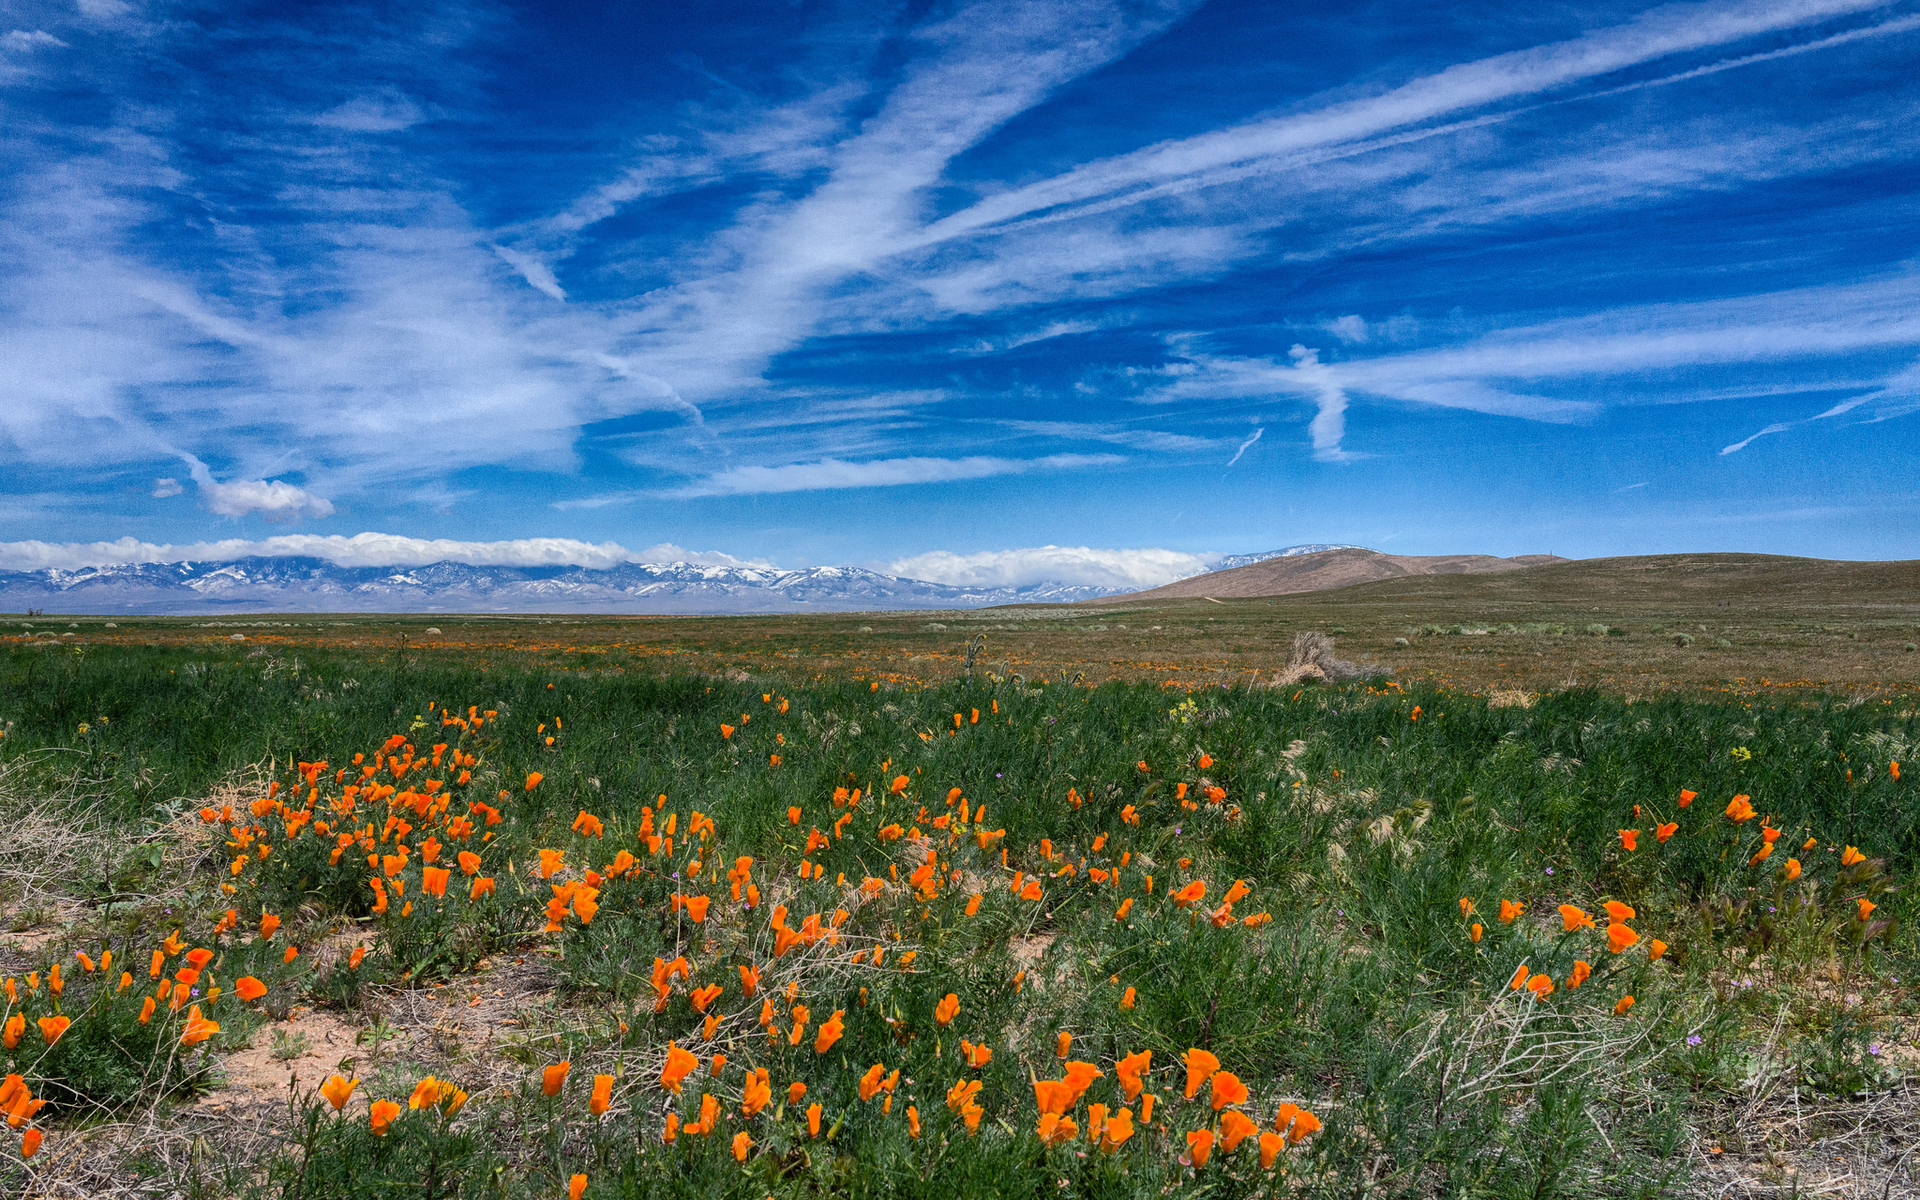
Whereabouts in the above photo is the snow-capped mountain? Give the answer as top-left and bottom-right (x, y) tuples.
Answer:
(1213, 544), (1360, 570)
(0, 557), (1131, 615)
(0, 544), (1363, 614)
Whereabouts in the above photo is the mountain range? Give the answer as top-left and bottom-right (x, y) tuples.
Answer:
(0, 544), (1567, 615)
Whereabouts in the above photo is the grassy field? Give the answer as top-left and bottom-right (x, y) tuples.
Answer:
(9, 554), (1912, 700)
(0, 608), (1916, 1196)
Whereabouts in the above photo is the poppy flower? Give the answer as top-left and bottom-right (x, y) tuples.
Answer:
(1606, 923), (1640, 953)
(660, 1047), (698, 1093)
(1656, 822), (1678, 843)
(569, 1175), (587, 1200)
(1603, 901), (1635, 923)
(1259, 1130), (1284, 1169)
(1187, 1128), (1215, 1167)
(369, 1099), (400, 1135)
(1647, 938), (1668, 961)
(543, 1061), (571, 1097)
(1209, 1071), (1249, 1110)
(1499, 899), (1523, 923)
(1219, 1109), (1258, 1152)
(1055, 1030), (1072, 1058)
(21, 1129), (42, 1159)
(1678, 789), (1696, 807)
(1749, 843), (1773, 865)
(1526, 974), (1554, 998)
(525, 772), (543, 792)
(890, 775), (909, 794)
(36, 1016), (70, 1046)
(1459, 897), (1474, 917)
(1724, 795), (1756, 823)
(1618, 829), (1639, 851)
(321, 1075), (357, 1111)
(235, 976), (267, 1002)
(1841, 846), (1866, 866)
(806, 1102), (822, 1137)
(1120, 986), (1136, 1010)
(1857, 897), (1877, 920)
(1172, 880), (1206, 907)
(935, 994), (960, 1026)
(137, 997), (156, 1024)
(421, 866), (449, 898)
(457, 850), (481, 876)
(1, 1015), (20, 1049)
(814, 1011), (845, 1054)
(1182, 1048), (1220, 1098)
(1509, 963), (1530, 990)
(1558, 905), (1594, 931)
(962, 1039), (993, 1068)
(742, 1072), (771, 1118)
(1614, 995), (1635, 1015)
(1783, 858), (1802, 881)
(859, 1064), (886, 1102)
(1115, 898), (1134, 921)
(1115, 1049), (1150, 1100)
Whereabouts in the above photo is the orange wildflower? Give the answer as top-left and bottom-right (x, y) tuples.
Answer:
(1656, 822), (1678, 842)
(369, 1099), (400, 1135)
(1187, 1128), (1214, 1167)
(1182, 1048), (1220, 1099)
(1724, 795), (1756, 823)
(1614, 995), (1636, 1015)
(1618, 829), (1639, 851)
(1499, 899), (1524, 923)
(320, 1075), (357, 1110)
(660, 1047), (697, 1093)
(235, 976), (267, 1002)
(935, 993), (959, 1026)
(543, 1061), (571, 1097)
(1606, 923), (1640, 953)
(1209, 1070), (1249, 1111)
(1558, 905), (1594, 931)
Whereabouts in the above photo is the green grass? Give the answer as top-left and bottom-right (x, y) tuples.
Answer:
(0, 642), (1914, 1197)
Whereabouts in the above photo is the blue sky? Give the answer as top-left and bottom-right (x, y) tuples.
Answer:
(2, 0), (1917, 586)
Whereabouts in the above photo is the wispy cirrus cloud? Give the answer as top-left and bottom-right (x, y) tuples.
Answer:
(0, 533), (764, 573)
(664, 452), (1124, 498)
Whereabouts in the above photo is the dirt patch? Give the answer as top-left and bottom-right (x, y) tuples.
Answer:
(192, 1004), (365, 1118)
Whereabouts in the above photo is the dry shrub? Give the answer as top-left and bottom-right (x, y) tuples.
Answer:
(1271, 631), (1370, 686)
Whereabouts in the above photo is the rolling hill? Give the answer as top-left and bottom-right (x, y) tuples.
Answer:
(1101, 547), (1566, 601)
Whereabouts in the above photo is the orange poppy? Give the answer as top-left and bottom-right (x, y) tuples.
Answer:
(235, 976), (267, 1002)
(1187, 1128), (1214, 1167)
(543, 1061), (571, 1097)
(1656, 822), (1678, 843)
(1618, 829), (1639, 851)
(1209, 1071), (1249, 1111)
(369, 1099), (400, 1135)
(935, 994), (960, 1026)
(37, 1016), (71, 1046)
(1724, 795), (1756, 823)
(1499, 899), (1523, 923)
(320, 1075), (357, 1110)
(1614, 995), (1635, 1015)
(568, 1175), (587, 1200)
(1606, 923), (1640, 953)
(1182, 1048), (1220, 1098)
(1558, 905), (1594, 931)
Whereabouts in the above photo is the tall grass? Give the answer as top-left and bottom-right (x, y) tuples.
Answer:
(0, 642), (1913, 1197)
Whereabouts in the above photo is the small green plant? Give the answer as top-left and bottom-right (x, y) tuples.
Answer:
(271, 1028), (310, 1061)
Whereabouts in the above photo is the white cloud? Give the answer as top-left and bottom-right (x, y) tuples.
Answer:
(1225, 426), (1263, 466)
(1326, 315), (1368, 343)
(492, 245), (567, 302)
(666, 452), (1124, 497)
(313, 91), (426, 133)
(0, 533), (763, 573)
(150, 477), (183, 497)
(913, 0), (1895, 244)
(889, 545), (1216, 589)
(186, 458), (334, 522)
(4, 30), (68, 50)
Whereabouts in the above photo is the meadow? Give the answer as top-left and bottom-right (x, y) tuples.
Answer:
(0, 622), (1915, 1198)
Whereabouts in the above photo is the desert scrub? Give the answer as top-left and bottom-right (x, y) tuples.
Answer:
(0, 648), (1914, 1195)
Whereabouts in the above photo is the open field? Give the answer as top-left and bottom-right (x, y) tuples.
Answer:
(0, 557), (1916, 1198)
(6, 554), (1916, 699)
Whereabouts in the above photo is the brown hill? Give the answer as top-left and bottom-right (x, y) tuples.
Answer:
(1104, 547), (1567, 602)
